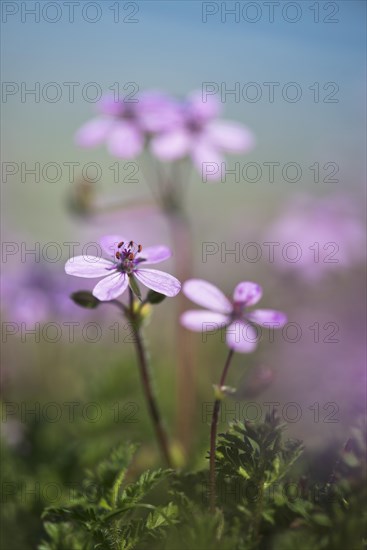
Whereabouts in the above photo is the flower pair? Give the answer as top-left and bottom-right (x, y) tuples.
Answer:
(66, 237), (286, 352)
(75, 90), (254, 180)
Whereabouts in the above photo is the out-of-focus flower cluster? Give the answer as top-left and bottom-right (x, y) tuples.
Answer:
(1, 264), (93, 323)
(266, 194), (366, 282)
(75, 90), (254, 180)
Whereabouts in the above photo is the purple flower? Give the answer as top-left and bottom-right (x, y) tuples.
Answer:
(180, 279), (286, 353)
(151, 91), (255, 180)
(65, 236), (181, 301)
(75, 91), (180, 159)
(265, 194), (366, 282)
(1, 264), (89, 323)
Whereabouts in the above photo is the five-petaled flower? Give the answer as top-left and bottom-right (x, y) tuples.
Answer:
(151, 91), (255, 180)
(75, 92), (180, 159)
(181, 279), (287, 353)
(65, 235), (181, 301)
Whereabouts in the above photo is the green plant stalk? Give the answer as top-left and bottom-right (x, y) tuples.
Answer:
(209, 349), (235, 512)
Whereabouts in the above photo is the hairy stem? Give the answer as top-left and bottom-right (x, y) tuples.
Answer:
(129, 288), (172, 467)
(209, 349), (234, 512)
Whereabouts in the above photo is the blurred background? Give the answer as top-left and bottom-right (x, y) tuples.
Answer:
(1, 1), (366, 548)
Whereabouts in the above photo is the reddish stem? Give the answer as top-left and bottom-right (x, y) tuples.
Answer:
(209, 349), (235, 512)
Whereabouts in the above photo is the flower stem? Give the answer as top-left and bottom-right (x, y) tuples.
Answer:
(129, 288), (172, 467)
(209, 348), (234, 512)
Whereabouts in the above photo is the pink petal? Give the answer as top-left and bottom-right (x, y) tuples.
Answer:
(191, 137), (224, 181)
(187, 90), (221, 122)
(138, 91), (181, 132)
(65, 256), (115, 278)
(107, 122), (144, 159)
(247, 309), (287, 328)
(150, 129), (191, 160)
(180, 310), (229, 332)
(134, 268), (181, 297)
(75, 118), (113, 148)
(100, 235), (126, 258)
(97, 94), (125, 116)
(233, 282), (262, 306)
(183, 279), (232, 314)
(136, 245), (171, 265)
(226, 321), (258, 353)
(92, 272), (128, 301)
(207, 121), (255, 153)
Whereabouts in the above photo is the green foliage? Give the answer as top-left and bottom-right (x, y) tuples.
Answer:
(38, 415), (367, 550)
(40, 444), (178, 550)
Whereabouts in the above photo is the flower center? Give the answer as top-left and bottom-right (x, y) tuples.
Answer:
(186, 117), (203, 134)
(115, 241), (143, 274)
(118, 104), (136, 122)
(232, 301), (246, 320)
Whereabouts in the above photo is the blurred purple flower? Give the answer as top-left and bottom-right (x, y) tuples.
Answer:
(75, 91), (179, 159)
(151, 91), (255, 180)
(65, 236), (181, 300)
(181, 279), (286, 353)
(266, 194), (366, 282)
(1, 264), (86, 323)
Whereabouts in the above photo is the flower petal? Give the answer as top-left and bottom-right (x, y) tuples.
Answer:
(134, 268), (181, 297)
(226, 321), (258, 353)
(107, 121), (143, 159)
(97, 94), (125, 116)
(138, 91), (181, 132)
(233, 282), (262, 306)
(183, 279), (232, 314)
(75, 118), (113, 147)
(92, 272), (128, 301)
(207, 121), (255, 153)
(151, 129), (191, 160)
(247, 309), (287, 328)
(100, 235), (126, 257)
(65, 256), (115, 278)
(191, 137), (224, 181)
(186, 91), (221, 122)
(180, 310), (229, 332)
(136, 245), (172, 265)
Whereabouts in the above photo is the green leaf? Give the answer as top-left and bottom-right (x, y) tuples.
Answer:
(146, 502), (179, 530)
(313, 513), (333, 527)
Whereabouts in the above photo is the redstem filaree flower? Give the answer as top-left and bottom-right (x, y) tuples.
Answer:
(181, 279), (287, 352)
(65, 235), (181, 301)
(181, 278), (287, 511)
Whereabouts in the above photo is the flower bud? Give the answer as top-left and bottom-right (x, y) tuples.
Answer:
(146, 290), (166, 304)
(71, 291), (100, 309)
